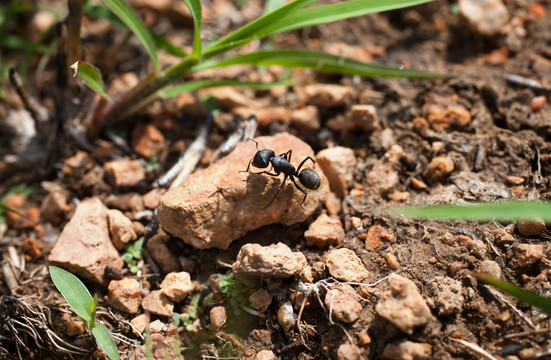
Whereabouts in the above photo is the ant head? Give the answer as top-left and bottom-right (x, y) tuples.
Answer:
(253, 149), (275, 168)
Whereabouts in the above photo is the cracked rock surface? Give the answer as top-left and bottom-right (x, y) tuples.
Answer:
(158, 132), (329, 249)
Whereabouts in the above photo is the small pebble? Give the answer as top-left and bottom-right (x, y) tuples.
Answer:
(141, 290), (174, 317)
(382, 340), (432, 360)
(149, 320), (165, 333)
(325, 284), (362, 323)
(458, 0), (509, 36)
(411, 177), (428, 190)
(427, 155), (454, 180)
(131, 124), (165, 160)
(506, 176), (525, 185)
(479, 260), (502, 279)
(375, 274), (432, 335)
(517, 218), (546, 237)
(249, 289), (272, 313)
(317, 146), (357, 197)
(337, 343), (362, 360)
(427, 276), (464, 316)
(365, 225), (395, 250)
(530, 95), (547, 111)
(108, 278), (142, 314)
(448, 261), (468, 277)
(255, 350), (276, 360)
(160, 271), (194, 302)
(325, 248), (369, 282)
(130, 313), (150, 336)
(104, 158), (145, 187)
(424, 103), (471, 131)
(304, 214), (345, 248)
(357, 331), (371, 346)
(350, 217), (363, 230)
(210, 306), (227, 330)
(509, 244), (544, 269)
(385, 253), (400, 270)
(412, 117), (429, 135)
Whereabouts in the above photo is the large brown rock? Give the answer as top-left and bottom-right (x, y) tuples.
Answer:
(158, 133), (329, 249)
(48, 197), (124, 285)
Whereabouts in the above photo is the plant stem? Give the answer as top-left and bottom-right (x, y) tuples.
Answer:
(101, 55), (199, 128)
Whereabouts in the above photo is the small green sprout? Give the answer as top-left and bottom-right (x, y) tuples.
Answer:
(49, 266), (120, 360)
(219, 273), (249, 316)
(121, 239), (143, 273)
(141, 156), (162, 172)
(173, 293), (202, 332)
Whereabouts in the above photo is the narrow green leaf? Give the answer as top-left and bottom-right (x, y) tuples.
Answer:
(388, 200), (551, 222)
(0, 35), (49, 53)
(203, 0), (318, 57)
(91, 324), (120, 360)
(475, 273), (551, 314)
(183, 0), (202, 58)
(84, 3), (187, 57)
(160, 78), (294, 98)
(90, 293), (98, 328)
(101, 0), (160, 70)
(0, 202), (23, 217)
(149, 31), (187, 57)
(49, 266), (93, 323)
(257, 0), (433, 38)
(83, 2), (126, 28)
(70, 60), (110, 99)
(198, 50), (444, 78)
(263, 0), (286, 15)
(201, 38), (254, 59)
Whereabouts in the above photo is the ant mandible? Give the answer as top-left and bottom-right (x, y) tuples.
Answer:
(240, 139), (321, 206)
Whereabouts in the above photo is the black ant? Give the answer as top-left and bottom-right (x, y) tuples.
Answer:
(240, 139), (321, 206)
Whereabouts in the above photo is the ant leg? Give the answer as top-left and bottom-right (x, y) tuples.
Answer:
(239, 158), (254, 173)
(247, 138), (259, 151)
(278, 149), (292, 162)
(265, 175), (288, 208)
(256, 170), (279, 177)
(290, 176), (308, 204)
(296, 156), (315, 173)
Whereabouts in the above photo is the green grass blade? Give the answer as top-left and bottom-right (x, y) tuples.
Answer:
(257, 0), (433, 37)
(476, 273), (551, 314)
(183, 0), (202, 58)
(49, 266), (92, 324)
(91, 324), (120, 360)
(0, 202), (23, 218)
(84, 3), (187, 58)
(0, 35), (49, 53)
(160, 78), (294, 98)
(89, 293), (98, 328)
(70, 60), (110, 100)
(201, 38), (254, 59)
(101, 0), (160, 70)
(388, 200), (551, 222)
(200, 50), (444, 78)
(263, 0), (286, 15)
(83, 2), (125, 28)
(149, 31), (188, 58)
(203, 0), (318, 57)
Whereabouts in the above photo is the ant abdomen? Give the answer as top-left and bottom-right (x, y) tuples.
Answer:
(298, 169), (321, 190)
